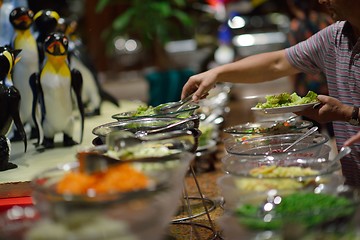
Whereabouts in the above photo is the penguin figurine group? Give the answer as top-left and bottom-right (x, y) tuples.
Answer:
(30, 32), (84, 149)
(0, 46), (26, 171)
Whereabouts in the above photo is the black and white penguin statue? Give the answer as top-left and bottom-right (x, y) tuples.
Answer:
(30, 32), (84, 149)
(33, 9), (59, 69)
(0, 46), (27, 171)
(9, 6), (39, 140)
(59, 17), (120, 116)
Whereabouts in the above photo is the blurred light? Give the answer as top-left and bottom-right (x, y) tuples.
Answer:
(263, 202), (274, 212)
(228, 16), (245, 29)
(233, 32), (286, 47)
(233, 34), (255, 47)
(125, 39), (137, 52)
(114, 37), (141, 53)
(273, 196), (282, 204)
(165, 39), (197, 53)
(114, 37), (126, 51)
(214, 45), (235, 64)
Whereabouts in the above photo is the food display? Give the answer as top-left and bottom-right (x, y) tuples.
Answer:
(254, 91), (319, 109)
(235, 192), (356, 230)
(24, 150), (194, 240)
(112, 103), (199, 120)
(198, 122), (216, 147)
(224, 119), (313, 142)
(223, 133), (329, 158)
(221, 156), (341, 193)
(234, 166), (320, 192)
(56, 163), (151, 195)
(106, 143), (180, 160)
(92, 117), (198, 143)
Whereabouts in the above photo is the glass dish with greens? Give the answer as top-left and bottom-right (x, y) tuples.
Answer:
(231, 187), (360, 240)
(112, 103), (199, 120)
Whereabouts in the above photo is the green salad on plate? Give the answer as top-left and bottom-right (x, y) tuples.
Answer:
(255, 91), (319, 109)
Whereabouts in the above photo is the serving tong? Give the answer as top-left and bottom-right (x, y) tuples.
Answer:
(134, 115), (198, 138)
(77, 151), (182, 174)
(158, 92), (195, 113)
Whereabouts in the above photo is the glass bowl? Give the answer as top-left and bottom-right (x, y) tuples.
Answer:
(217, 185), (360, 240)
(86, 130), (198, 161)
(111, 104), (200, 120)
(218, 155), (343, 209)
(223, 133), (329, 158)
(223, 119), (313, 142)
(28, 151), (194, 240)
(92, 116), (199, 143)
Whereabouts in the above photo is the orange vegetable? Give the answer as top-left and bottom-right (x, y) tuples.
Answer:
(56, 163), (150, 195)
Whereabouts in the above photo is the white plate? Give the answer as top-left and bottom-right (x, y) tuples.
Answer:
(251, 103), (318, 114)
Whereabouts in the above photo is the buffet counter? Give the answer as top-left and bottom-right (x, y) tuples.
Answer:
(0, 100), (140, 198)
(0, 99), (226, 239)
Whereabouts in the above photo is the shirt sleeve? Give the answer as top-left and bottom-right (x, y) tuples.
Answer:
(285, 22), (340, 75)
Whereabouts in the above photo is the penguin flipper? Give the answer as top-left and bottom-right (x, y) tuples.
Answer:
(100, 88), (120, 107)
(71, 69), (85, 143)
(29, 72), (44, 146)
(8, 86), (27, 152)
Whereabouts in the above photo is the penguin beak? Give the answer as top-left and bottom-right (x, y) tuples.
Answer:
(48, 42), (65, 55)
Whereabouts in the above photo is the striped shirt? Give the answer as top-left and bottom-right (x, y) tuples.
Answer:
(285, 21), (360, 185)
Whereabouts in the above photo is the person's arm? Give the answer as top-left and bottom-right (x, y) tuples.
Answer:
(181, 49), (300, 101)
(344, 132), (360, 146)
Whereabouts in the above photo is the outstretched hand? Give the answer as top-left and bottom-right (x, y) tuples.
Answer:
(181, 69), (219, 102)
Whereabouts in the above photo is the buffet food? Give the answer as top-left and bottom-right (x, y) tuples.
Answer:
(112, 103), (199, 120)
(254, 91), (319, 109)
(235, 191), (356, 230)
(223, 133), (329, 159)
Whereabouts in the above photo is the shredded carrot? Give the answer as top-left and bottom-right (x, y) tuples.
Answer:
(56, 163), (150, 195)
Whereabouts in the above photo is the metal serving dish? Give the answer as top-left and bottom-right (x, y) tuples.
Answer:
(92, 116), (199, 144)
(111, 104), (200, 121)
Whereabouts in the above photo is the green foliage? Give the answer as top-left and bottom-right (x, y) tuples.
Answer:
(96, 0), (194, 52)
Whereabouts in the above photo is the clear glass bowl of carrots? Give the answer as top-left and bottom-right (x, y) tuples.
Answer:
(30, 151), (194, 240)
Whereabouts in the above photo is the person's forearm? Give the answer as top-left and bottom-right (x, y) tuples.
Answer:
(212, 50), (299, 84)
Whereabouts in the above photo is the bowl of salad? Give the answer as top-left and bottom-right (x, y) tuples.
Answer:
(111, 103), (200, 121)
(220, 154), (342, 197)
(217, 185), (360, 240)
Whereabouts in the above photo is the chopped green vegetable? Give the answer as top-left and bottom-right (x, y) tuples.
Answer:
(235, 192), (355, 230)
(256, 91), (319, 109)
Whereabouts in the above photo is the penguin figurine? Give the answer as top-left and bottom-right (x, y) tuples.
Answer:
(0, 46), (27, 171)
(59, 17), (120, 116)
(9, 7), (39, 140)
(0, 0), (15, 46)
(30, 32), (84, 149)
(33, 9), (60, 69)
